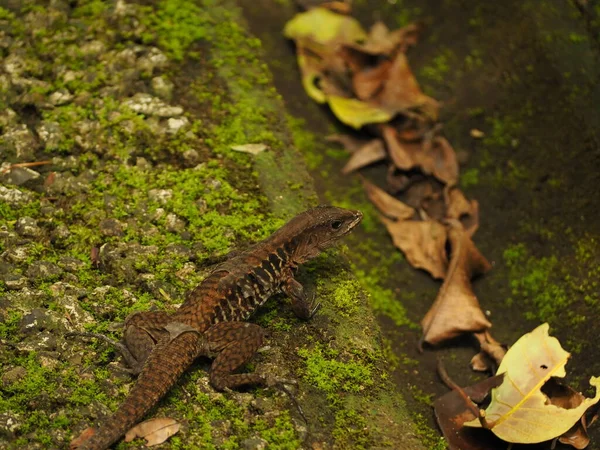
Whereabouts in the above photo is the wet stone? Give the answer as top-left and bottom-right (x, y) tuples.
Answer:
(167, 116), (189, 133)
(151, 76), (174, 100)
(3, 274), (28, 291)
(0, 166), (40, 186)
(99, 218), (124, 237)
(165, 243), (193, 258)
(19, 308), (54, 334)
(0, 107), (17, 128)
(48, 89), (73, 106)
(25, 261), (62, 281)
(2, 246), (31, 264)
(0, 186), (32, 205)
(57, 256), (85, 272)
(0, 412), (22, 440)
(15, 217), (42, 238)
(241, 437), (268, 450)
(165, 213), (186, 232)
(148, 188), (173, 204)
(37, 121), (64, 152)
(1, 366), (26, 388)
(0, 124), (38, 160)
(183, 149), (201, 167)
(123, 93), (183, 117)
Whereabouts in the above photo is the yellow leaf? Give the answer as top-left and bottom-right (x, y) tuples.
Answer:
(283, 7), (367, 45)
(464, 323), (600, 444)
(328, 96), (393, 129)
(297, 53), (327, 103)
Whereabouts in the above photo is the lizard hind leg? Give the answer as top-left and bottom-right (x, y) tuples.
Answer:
(205, 322), (276, 391)
(121, 311), (172, 374)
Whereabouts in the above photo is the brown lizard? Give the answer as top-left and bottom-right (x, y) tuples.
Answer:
(69, 205), (363, 450)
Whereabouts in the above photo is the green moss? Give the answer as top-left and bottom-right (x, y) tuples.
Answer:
(328, 278), (362, 317)
(503, 243), (570, 321)
(0, 310), (23, 341)
(139, 0), (208, 61)
(460, 167), (479, 189)
(298, 343), (374, 399)
(333, 408), (370, 449)
(419, 48), (455, 85)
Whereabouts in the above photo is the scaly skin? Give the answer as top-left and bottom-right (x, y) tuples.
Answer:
(71, 205), (362, 449)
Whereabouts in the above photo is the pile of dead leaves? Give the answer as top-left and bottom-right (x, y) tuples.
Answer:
(285, 1), (497, 367)
(285, 2), (599, 449)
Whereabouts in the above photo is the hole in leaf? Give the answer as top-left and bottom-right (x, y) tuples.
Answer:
(540, 364), (548, 369)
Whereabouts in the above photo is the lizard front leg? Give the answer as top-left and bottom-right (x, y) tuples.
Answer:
(281, 271), (321, 320)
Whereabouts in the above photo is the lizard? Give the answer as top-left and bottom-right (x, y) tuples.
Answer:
(69, 205), (363, 450)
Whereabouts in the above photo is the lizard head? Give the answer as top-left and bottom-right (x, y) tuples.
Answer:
(291, 205), (363, 257)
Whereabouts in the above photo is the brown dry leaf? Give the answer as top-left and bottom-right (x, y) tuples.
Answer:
(420, 220), (492, 346)
(546, 380), (599, 449)
(341, 139), (387, 173)
(380, 216), (447, 279)
(362, 178), (415, 220)
(352, 60), (391, 101)
(374, 52), (439, 120)
(381, 126), (459, 186)
(386, 166), (412, 193)
(124, 418), (181, 447)
(381, 124), (420, 170)
(446, 187), (479, 236)
(70, 427), (96, 449)
(471, 331), (507, 372)
(346, 21), (421, 55)
(326, 133), (371, 153)
(434, 375), (506, 450)
(402, 178), (443, 215)
(423, 136), (459, 187)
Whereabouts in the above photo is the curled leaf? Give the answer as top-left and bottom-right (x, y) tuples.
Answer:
(464, 324), (600, 444)
(420, 220), (492, 346)
(283, 7), (367, 45)
(380, 216), (447, 279)
(342, 139), (387, 173)
(125, 418), (181, 447)
(375, 52), (439, 120)
(471, 331), (507, 373)
(328, 96), (394, 129)
(446, 187), (479, 236)
(362, 178), (415, 220)
(230, 143), (268, 155)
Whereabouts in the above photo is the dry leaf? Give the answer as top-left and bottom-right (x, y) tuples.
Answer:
(70, 427), (96, 449)
(326, 133), (372, 153)
(386, 166), (412, 193)
(125, 418), (181, 447)
(362, 178), (415, 220)
(352, 60), (391, 101)
(470, 128), (485, 139)
(283, 7), (367, 46)
(380, 216), (447, 279)
(471, 331), (507, 372)
(230, 143), (268, 155)
(426, 136), (459, 187)
(434, 375), (506, 450)
(328, 96), (394, 129)
(346, 22), (421, 55)
(341, 139), (387, 173)
(446, 187), (479, 236)
(464, 323), (600, 444)
(375, 52), (439, 120)
(420, 220), (492, 346)
(296, 49), (328, 103)
(381, 124), (420, 170)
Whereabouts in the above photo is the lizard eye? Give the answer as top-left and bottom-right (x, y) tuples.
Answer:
(331, 220), (343, 230)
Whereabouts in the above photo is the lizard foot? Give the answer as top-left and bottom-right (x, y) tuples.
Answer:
(264, 375), (307, 424)
(65, 331), (143, 375)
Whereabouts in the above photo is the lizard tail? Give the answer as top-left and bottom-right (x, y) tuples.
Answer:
(73, 328), (203, 450)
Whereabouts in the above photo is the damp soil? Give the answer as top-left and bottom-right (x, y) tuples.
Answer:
(238, 0), (600, 448)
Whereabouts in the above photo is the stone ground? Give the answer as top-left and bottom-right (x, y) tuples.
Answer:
(1, 0), (599, 449)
